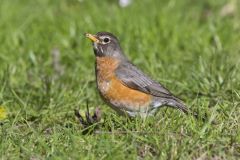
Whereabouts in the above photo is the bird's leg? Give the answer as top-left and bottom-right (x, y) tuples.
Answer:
(85, 105), (94, 124)
(74, 107), (102, 128)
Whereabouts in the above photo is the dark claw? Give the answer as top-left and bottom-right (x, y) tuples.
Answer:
(74, 107), (102, 133)
(92, 107), (101, 122)
(74, 109), (87, 127)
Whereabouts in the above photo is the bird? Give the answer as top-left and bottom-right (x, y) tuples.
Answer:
(85, 32), (190, 118)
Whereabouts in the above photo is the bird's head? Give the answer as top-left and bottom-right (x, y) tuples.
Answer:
(85, 32), (126, 60)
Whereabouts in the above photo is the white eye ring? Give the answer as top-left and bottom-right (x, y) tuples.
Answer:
(102, 37), (110, 44)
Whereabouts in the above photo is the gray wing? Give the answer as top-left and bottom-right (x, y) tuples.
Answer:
(115, 62), (190, 114)
(115, 61), (175, 99)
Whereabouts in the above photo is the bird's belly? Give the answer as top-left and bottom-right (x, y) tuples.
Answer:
(97, 76), (152, 112)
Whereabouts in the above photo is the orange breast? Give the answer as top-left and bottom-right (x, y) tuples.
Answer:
(96, 57), (152, 112)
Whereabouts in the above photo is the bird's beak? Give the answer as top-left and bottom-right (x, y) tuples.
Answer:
(85, 33), (100, 43)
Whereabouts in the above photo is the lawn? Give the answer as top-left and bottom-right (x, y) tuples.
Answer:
(0, 0), (240, 159)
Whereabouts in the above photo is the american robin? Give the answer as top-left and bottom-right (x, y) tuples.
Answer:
(85, 32), (190, 117)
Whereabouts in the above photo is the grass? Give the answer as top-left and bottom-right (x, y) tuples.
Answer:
(0, 0), (240, 159)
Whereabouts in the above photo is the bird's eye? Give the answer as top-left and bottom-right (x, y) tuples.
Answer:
(103, 37), (110, 43)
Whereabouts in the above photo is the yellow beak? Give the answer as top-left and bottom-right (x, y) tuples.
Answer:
(85, 33), (100, 43)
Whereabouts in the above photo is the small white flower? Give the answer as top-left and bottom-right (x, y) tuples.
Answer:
(119, 0), (132, 7)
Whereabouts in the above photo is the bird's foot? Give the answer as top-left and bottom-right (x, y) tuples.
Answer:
(74, 107), (101, 133)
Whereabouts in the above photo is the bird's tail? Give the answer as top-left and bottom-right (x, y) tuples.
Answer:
(166, 97), (199, 119)
(167, 98), (188, 113)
